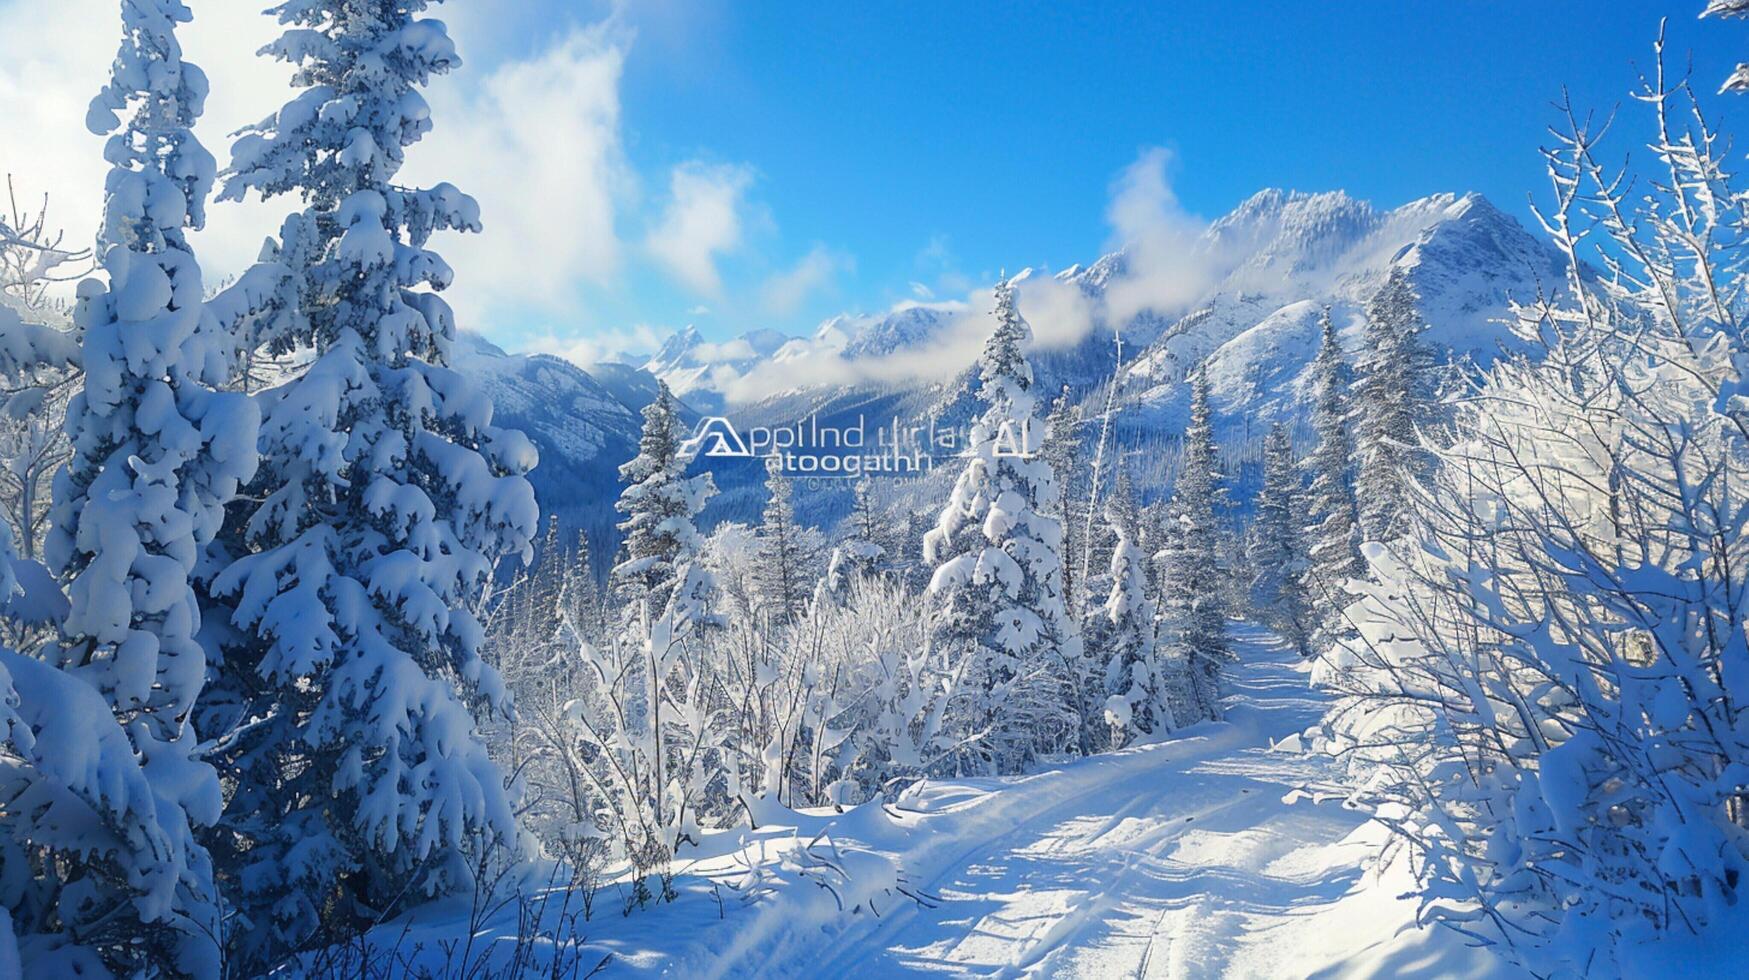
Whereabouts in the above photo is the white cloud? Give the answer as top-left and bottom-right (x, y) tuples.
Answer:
(1100, 146), (1222, 324)
(525, 322), (673, 369)
(723, 149), (1224, 403)
(0, 0), (286, 290)
(407, 23), (633, 331)
(691, 338), (757, 364)
(644, 161), (753, 297)
(0, 1), (633, 338)
(760, 244), (850, 315)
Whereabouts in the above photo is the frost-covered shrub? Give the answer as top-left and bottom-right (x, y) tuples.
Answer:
(1318, 58), (1749, 972)
(556, 563), (726, 908)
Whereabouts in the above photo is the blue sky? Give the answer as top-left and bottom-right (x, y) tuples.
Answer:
(496, 0), (1743, 355)
(3, 1), (1744, 362)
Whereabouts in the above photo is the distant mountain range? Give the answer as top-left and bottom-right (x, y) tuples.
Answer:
(472, 187), (1568, 561)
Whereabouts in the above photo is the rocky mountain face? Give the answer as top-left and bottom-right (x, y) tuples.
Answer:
(483, 187), (1567, 553)
(644, 189), (1561, 435)
(1121, 190), (1563, 433)
(451, 333), (666, 577)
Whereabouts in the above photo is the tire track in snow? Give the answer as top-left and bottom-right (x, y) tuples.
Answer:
(790, 625), (1360, 979)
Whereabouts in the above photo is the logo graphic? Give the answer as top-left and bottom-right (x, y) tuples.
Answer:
(679, 411), (1029, 483)
(991, 419), (1034, 459)
(682, 417), (753, 459)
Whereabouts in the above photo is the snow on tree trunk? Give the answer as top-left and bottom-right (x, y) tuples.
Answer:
(924, 280), (1087, 772)
(202, 2), (537, 966)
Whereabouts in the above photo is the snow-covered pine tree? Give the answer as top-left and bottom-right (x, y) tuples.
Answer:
(825, 476), (886, 597)
(1, 533), (222, 978)
(1155, 370), (1231, 723)
(1, 169), (214, 980)
(32, 3), (259, 973)
(525, 513), (568, 629)
(1352, 270), (1428, 544)
(1244, 423), (1312, 656)
(204, 2), (538, 966)
(1303, 309), (1364, 627)
(896, 507), (932, 590)
(561, 526), (606, 643)
(924, 280), (1086, 771)
(1039, 384), (1084, 614)
(1097, 468), (1169, 747)
(755, 454), (816, 625)
(612, 382), (714, 617)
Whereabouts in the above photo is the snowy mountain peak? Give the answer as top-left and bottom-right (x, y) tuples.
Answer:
(1122, 187), (1566, 431)
(648, 324), (705, 373)
(1209, 188), (1383, 286)
(628, 186), (1561, 438)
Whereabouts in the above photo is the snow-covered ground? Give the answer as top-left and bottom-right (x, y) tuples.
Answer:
(367, 625), (1512, 978)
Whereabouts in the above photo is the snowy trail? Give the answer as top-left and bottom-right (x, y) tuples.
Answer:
(789, 623), (1439, 979)
(382, 624), (1505, 977)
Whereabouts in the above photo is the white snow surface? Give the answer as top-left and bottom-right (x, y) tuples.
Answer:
(366, 625), (1516, 978)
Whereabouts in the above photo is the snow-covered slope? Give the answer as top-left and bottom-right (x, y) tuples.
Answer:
(453, 332), (654, 573)
(636, 189), (1562, 440)
(643, 324), (796, 413)
(360, 625), (1514, 978)
(1122, 190), (1564, 431)
(507, 187), (1565, 542)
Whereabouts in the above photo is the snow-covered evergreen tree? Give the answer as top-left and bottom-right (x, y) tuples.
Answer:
(1, 155), (214, 980)
(825, 476), (887, 597)
(1155, 370), (1231, 723)
(1096, 468), (1169, 747)
(1039, 384), (1085, 614)
(1302, 309), (1365, 627)
(31, 3), (255, 973)
(1, 608), (221, 978)
(561, 526), (606, 642)
(755, 455), (817, 625)
(612, 382), (713, 617)
(924, 281), (1085, 771)
(1352, 270), (1428, 544)
(203, 2), (538, 966)
(1245, 424), (1312, 656)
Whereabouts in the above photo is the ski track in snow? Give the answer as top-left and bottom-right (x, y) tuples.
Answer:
(383, 624), (1509, 978)
(788, 623), (1427, 979)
